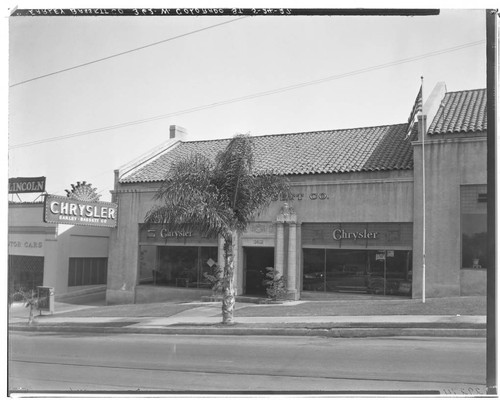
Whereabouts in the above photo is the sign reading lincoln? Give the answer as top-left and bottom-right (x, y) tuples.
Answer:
(43, 182), (117, 228)
(9, 176), (46, 193)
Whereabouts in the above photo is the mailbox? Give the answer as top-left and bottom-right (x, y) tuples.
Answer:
(37, 286), (54, 314)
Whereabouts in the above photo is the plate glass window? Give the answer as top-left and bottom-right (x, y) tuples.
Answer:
(461, 185), (487, 269)
(139, 245), (218, 289)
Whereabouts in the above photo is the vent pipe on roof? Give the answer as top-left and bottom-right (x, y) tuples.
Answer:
(170, 125), (187, 140)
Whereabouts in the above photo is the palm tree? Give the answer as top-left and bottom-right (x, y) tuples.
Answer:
(145, 134), (291, 324)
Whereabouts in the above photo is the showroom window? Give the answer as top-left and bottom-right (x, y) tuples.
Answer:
(303, 249), (412, 296)
(8, 255), (44, 293)
(461, 185), (487, 269)
(68, 258), (107, 286)
(139, 245), (219, 289)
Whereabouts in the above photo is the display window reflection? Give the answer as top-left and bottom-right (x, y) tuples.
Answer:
(302, 249), (325, 291)
(462, 214), (487, 269)
(461, 185), (487, 270)
(138, 245), (218, 288)
(303, 248), (412, 296)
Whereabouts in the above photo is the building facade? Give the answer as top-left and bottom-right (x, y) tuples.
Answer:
(8, 202), (111, 298)
(106, 83), (487, 305)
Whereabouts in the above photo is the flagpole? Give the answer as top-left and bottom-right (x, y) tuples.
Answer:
(421, 76), (426, 304)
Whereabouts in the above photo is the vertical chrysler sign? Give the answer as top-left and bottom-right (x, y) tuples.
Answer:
(44, 195), (118, 228)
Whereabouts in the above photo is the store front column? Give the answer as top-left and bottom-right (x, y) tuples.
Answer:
(276, 202), (297, 292)
(287, 221), (299, 300)
(275, 222), (285, 275)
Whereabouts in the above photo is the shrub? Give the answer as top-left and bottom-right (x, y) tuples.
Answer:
(13, 288), (39, 325)
(203, 263), (224, 299)
(264, 267), (287, 301)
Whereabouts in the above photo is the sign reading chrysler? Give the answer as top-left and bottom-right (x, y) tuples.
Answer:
(44, 195), (118, 228)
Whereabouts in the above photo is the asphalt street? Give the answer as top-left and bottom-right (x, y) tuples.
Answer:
(8, 331), (486, 394)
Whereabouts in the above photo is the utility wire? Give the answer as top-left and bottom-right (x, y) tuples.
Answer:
(9, 17), (248, 88)
(9, 39), (485, 150)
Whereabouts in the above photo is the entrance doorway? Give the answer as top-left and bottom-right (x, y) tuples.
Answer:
(244, 247), (274, 296)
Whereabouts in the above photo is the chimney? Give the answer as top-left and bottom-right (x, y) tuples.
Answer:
(169, 125), (187, 141)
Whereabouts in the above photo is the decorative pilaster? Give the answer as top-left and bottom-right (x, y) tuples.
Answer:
(287, 221), (298, 299)
(275, 222), (285, 276)
(276, 202), (298, 300)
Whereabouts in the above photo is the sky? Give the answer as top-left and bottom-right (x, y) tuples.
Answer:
(6, 4), (490, 203)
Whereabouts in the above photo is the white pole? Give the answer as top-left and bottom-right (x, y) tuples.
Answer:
(383, 251), (387, 296)
(421, 76), (426, 304)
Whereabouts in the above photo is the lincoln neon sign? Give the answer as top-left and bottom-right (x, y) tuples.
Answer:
(9, 176), (46, 193)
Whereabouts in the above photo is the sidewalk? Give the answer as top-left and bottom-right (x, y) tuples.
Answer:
(8, 295), (486, 338)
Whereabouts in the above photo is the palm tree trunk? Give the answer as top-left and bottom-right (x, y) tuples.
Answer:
(28, 300), (36, 325)
(222, 235), (235, 324)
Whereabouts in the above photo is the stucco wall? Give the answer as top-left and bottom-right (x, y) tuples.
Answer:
(8, 203), (110, 296)
(107, 191), (141, 304)
(8, 204), (46, 227)
(107, 185), (167, 304)
(108, 169), (414, 303)
(256, 170), (414, 223)
(412, 135), (487, 298)
(56, 224), (110, 295)
(112, 170), (413, 226)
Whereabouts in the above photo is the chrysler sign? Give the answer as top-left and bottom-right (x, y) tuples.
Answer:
(333, 228), (379, 240)
(44, 195), (118, 228)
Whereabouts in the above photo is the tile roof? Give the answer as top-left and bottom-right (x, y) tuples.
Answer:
(120, 123), (415, 183)
(119, 87), (486, 184)
(427, 89), (487, 135)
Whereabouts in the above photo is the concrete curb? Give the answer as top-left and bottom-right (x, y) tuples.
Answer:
(9, 324), (486, 338)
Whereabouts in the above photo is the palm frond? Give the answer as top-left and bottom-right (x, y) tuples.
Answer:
(154, 153), (218, 204)
(145, 134), (290, 238)
(144, 153), (235, 238)
(145, 190), (234, 237)
(213, 134), (254, 209)
(232, 172), (291, 228)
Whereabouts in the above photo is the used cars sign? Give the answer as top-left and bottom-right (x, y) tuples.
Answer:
(44, 195), (118, 228)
